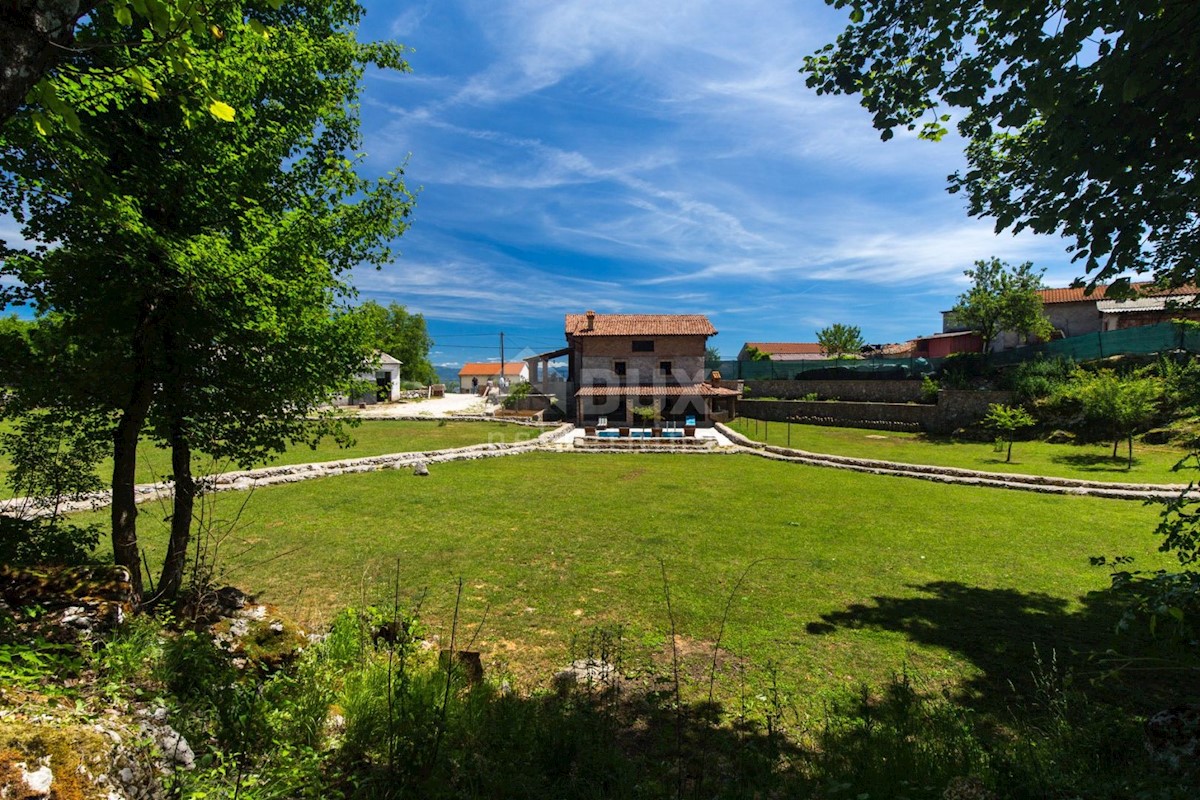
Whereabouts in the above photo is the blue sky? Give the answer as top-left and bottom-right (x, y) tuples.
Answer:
(1, 1), (1090, 369)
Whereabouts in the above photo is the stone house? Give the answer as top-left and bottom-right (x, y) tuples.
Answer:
(556, 311), (740, 425)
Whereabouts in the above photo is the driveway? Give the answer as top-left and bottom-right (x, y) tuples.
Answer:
(353, 391), (493, 418)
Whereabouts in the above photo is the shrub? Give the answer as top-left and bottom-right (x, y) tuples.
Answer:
(1001, 355), (1075, 402)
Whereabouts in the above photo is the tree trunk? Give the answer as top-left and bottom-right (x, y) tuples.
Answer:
(1006, 436), (1014, 462)
(1128, 435), (1134, 470)
(111, 377), (153, 601)
(1112, 438), (1119, 458)
(0, 1), (93, 122)
(111, 300), (158, 603)
(153, 419), (194, 605)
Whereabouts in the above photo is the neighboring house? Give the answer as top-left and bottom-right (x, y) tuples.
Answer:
(562, 311), (740, 425)
(337, 351), (402, 405)
(457, 362), (530, 392)
(737, 342), (827, 361)
(943, 283), (1200, 351)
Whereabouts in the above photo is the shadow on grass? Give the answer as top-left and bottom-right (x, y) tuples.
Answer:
(805, 581), (1192, 714)
(1051, 452), (1139, 472)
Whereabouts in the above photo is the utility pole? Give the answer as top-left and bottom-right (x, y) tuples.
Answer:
(499, 331), (505, 383)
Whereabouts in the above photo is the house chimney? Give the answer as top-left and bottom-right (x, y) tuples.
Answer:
(585, 310), (595, 331)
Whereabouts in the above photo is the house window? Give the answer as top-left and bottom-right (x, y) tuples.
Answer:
(659, 361), (672, 376)
(614, 361), (627, 377)
(632, 340), (654, 352)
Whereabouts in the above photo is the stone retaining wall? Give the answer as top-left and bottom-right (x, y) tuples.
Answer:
(738, 389), (1014, 434)
(746, 379), (924, 403)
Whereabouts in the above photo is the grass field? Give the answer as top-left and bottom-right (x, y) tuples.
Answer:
(84, 448), (1185, 719)
(1, 419), (539, 488)
(727, 417), (1196, 483)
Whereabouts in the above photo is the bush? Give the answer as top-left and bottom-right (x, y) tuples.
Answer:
(1000, 355), (1075, 402)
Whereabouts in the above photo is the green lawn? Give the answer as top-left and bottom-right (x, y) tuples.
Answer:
(1, 419), (540, 488)
(81, 450), (1184, 718)
(727, 417), (1196, 483)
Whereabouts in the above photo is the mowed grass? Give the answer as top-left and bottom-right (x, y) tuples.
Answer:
(86, 450), (1181, 716)
(728, 417), (1195, 483)
(1, 419), (539, 487)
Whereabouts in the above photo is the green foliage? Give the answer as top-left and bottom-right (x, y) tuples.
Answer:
(950, 259), (1052, 353)
(0, 0), (416, 600)
(0, 410), (106, 517)
(0, 516), (100, 566)
(631, 404), (659, 424)
(1000, 355), (1076, 403)
(816, 322), (865, 360)
(705, 345), (721, 369)
(1067, 369), (1161, 467)
(359, 301), (438, 385)
(920, 375), (939, 403)
(742, 345), (771, 362)
(501, 381), (532, 410)
(1156, 352), (1200, 416)
(983, 403), (1036, 462)
(2, 1), (257, 133)
(938, 351), (987, 389)
(804, 2), (1200, 290)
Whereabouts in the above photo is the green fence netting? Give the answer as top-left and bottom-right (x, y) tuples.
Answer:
(713, 356), (940, 381)
(988, 322), (1199, 366)
(716, 322), (1200, 380)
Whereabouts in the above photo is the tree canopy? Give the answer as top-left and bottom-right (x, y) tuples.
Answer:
(951, 259), (1051, 354)
(816, 323), (864, 359)
(0, 0), (254, 134)
(359, 301), (438, 385)
(804, 2), (1200, 293)
(0, 0), (415, 603)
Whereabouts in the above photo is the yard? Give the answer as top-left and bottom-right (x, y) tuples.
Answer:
(0, 419), (539, 488)
(727, 417), (1196, 483)
(81, 448), (1185, 719)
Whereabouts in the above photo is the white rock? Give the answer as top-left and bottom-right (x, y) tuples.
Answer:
(22, 760), (53, 794)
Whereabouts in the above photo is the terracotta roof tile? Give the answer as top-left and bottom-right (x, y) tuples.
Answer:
(1038, 282), (1196, 304)
(457, 362), (527, 377)
(565, 313), (717, 337)
(743, 342), (824, 355)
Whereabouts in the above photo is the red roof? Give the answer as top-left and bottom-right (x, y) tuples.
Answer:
(566, 313), (717, 337)
(743, 342), (824, 355)
(1038, 282), (1196, 304)
(458, 362), (527, 377)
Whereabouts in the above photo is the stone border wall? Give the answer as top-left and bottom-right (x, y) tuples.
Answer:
(738, 389), (1014, 434)
(745, 379), (924, 403)
(2, 424), (574, 517)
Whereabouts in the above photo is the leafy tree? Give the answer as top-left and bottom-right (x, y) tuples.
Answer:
(816, 323), (864, 360)
(359, 301), (438, 385)
(804, 2), (1200, 292)
(982, 403), (1035, 463)
(0, 0), (253, 133)
(705, 345), (721, 370)
(1069, 370), (1160, 469)
(0, 0), (414, 603)
(951, 259), (1052, 353)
